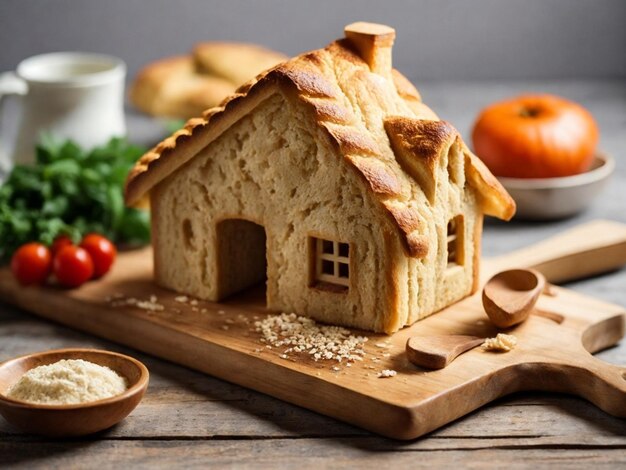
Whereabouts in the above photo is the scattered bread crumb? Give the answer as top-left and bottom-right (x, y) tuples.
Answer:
(174, 295), (188, 303)
(254, 313), (368, 365)
(108, 294), (164, 312)
(482, 333), (517, 352)
(137, 299), (164, 311)
(378, 369), (397, 378)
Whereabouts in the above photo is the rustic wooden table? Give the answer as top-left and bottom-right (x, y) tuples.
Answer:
(1, 80), (625, 468)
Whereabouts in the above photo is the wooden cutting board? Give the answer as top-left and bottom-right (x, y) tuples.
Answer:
(1, 220), (626, 440)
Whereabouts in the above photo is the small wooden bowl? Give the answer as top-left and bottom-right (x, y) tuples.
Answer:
(0, 348), (149, 437)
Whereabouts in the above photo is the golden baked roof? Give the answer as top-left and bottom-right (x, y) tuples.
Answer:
(126, 22), (515, 257)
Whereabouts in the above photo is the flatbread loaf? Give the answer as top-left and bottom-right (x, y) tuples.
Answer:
(130, 42), (287, 119)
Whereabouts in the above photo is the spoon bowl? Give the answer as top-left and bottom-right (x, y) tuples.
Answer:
(482, 268), (545, 328)
(0, 348), (149, 437)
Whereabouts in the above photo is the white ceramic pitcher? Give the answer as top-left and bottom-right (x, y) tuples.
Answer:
(0, 52), (126, 175)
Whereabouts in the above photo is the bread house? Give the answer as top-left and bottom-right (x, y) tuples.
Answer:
(125, 22), (515, 333)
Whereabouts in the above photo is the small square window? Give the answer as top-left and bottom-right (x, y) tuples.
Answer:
(322, 259), (334, 275)
(338, 263), (349, 278)
(309, 236), (350, 291)
(338, 242), (349, 258)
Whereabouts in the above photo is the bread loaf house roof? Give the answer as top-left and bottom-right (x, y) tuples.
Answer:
(126, 22), (515, 258)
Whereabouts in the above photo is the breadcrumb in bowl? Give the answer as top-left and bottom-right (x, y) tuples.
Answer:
(0, 348), (149, 437)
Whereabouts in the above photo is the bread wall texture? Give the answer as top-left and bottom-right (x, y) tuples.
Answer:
(151, 92), (407, 332)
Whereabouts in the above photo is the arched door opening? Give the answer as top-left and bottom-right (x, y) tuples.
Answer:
(216, 219), (267, 301)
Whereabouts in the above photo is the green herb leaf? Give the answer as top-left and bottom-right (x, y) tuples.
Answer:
(0, 137), (151, 261)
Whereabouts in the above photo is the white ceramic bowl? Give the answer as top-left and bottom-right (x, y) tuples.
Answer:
(498, 153), (615, 220)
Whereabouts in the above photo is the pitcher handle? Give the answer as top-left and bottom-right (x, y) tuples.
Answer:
(0, 72), (27, 99)
(0, 71), (28, 180)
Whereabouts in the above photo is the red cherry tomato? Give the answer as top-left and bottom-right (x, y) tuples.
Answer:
(11, 243), (52, 286)
(53, 245), (94, 288)
(79, 234), (117, 278)
(51, 235), (73, 256)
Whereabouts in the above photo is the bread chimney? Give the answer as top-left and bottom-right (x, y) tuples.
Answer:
(344, 22), (396, 76)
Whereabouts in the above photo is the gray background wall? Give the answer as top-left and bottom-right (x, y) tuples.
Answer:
(1, 0), (625, 81)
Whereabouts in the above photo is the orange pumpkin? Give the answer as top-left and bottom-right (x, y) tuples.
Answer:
(471, 94), (599, 178)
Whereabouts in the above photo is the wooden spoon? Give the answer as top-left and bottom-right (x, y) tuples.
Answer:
(482, 268), (546, 328)
(406, 268), (547, 370)
(406, 335), (485, 370)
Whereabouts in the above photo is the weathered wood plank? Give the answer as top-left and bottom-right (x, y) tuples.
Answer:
(2, 393), (624, 443)
(1, 439), (625, 469)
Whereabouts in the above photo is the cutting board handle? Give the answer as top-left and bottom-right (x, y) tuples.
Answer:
(491, 220), (626, 283)
(549, 350), (626, 418)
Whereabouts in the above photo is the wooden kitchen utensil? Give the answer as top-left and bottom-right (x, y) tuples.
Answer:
(0, 219), (625, 440)
(482, 268), (546, 328)
(406, 335), (485, 369)
(407, 268), (547, 369)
